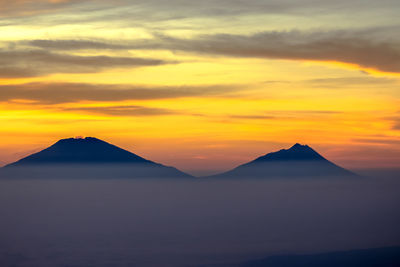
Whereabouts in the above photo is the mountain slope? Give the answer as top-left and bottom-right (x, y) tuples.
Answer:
(210, 143), (355, 178)
(2, 137), (191, 178)
(7, 137), (154, 166)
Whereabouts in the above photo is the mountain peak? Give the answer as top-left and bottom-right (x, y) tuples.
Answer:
(290, 143), (309, 149)
(53, 136), (111, 148)
(3, 137), (191, 178)
(56, 136), (102, 144)
(210, 143), (355, 178)
(253, 143), (324, 163)
(8, 137), (154, 165)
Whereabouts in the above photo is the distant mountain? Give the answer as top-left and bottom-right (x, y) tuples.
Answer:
(1, 137), (191, 179)
(209, 143), (356, 178)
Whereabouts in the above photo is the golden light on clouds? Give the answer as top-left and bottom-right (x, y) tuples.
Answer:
(0, 0), (399, 174)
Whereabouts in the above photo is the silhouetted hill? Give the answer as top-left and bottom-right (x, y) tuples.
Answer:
(209, 143), (355, 178)
(241, 246), (400, 267)
(7, 137), (154, 165)
(1, 137), (191, 179)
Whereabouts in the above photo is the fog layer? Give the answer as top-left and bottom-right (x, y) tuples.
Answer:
(0, 176), (399, 266)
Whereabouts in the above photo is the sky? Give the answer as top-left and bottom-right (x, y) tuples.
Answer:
(0, 0), (399, 175)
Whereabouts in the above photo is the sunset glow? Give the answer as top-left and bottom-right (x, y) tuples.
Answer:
(1, 0), (399, 175)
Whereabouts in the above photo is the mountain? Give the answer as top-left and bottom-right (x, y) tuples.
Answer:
(209, 143), (356, 178)
(1, 137), (191, 179)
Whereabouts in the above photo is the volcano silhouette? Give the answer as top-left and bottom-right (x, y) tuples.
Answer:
(209, 143), (356, 178)
(2, 137), (191, 178)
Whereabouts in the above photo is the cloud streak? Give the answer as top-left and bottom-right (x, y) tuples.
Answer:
(2, 0), (398, 23)
(146, 30), (400, 73)
(227, 110), (340, 121)
(307, 76), (398, 87)
(27, 39), (132, 51)
(0, 49), (174, 78)
(0, 0), (84, 18)
(353, 138), (400, 145)
(24, 28), (400, 74)
(0, 82), (241, 104)
(63, 105), (177, 116)
(391, 117), (400, 130)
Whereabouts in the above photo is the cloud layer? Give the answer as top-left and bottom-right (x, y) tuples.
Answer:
(0, 0), (83, 18)
(2, 0), (398, 21)
(63, 105), (177, 116)
(0, 49), (173, 78)
(22, 28), (400, 74)
(147, 30), (400, 73)
(0, 82), (240, 104)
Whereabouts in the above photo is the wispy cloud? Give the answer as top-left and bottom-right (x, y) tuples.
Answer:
(227, 110), (340, 121)
(0, 0), (84, 18)
(229, 115), (276, 120)
(353, 138), (400, 145)
(306, 76), (398, 87)
(23, 28), (400, 74)
(3, 0), (398, 22)
(63, 105), (177, 116)
(0, 82), (242, 104)
(382, 114), (400, 131)
(391, 118), (400, 130)
(0, 49), (174, 78)
(26, 39), (132, 51)
(144, 30), (400, 73)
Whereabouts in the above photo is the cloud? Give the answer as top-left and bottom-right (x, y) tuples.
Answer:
(353, 138), (400, 145)
(227, 110), (340, 121)
(383, 114), (400, 131)
(29, 28), (400, 74)
(0, 0), (84, 18)
(306, 76), (398, 87)
(0, 49), (174, 78)
(4, 0), (397, 22)
(2, 0), (398, 37)
(63, 105), (177, 116)
(0, 82), (241, 104)
(138, 30), (400, 73)
(27, 39), (132, 51)
(391, 118), (400, 130)
(131, 0), (400, 18)
(0, 66), (37, 78)
(229, 115), (276, 120)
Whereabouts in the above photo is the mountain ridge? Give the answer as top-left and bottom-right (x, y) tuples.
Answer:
(1, 138), (356, 179)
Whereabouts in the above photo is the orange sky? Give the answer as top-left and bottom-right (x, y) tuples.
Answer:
(0, 0), (399, 175)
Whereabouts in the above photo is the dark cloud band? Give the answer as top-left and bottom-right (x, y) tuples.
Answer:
(23, 28), (400, 74)
(0, 49), (174, 78)
(63, 105), (177, 116)
(0, 82), (241, 104)
(150, 31), (400, 73)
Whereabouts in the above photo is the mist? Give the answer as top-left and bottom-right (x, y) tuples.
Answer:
(0, 175), (399, 266)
